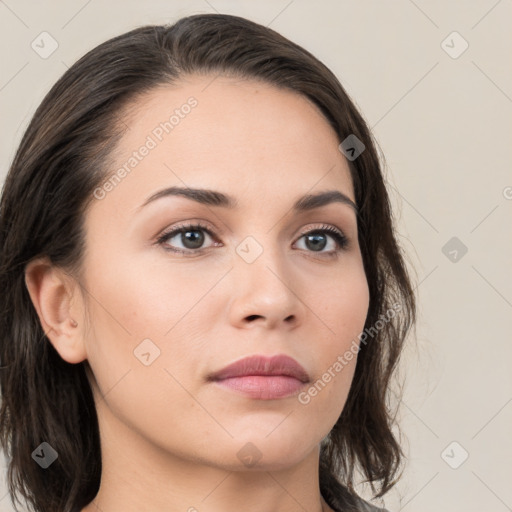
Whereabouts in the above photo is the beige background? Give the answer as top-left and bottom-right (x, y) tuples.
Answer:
(1, 1), (511, 511)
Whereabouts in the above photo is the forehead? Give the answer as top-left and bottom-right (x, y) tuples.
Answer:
(93, 74), (354, 217)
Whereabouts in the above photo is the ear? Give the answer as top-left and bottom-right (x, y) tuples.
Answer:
(24, 256), (87, 364)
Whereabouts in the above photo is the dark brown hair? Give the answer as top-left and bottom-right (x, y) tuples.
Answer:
(0, 13), (416, 512)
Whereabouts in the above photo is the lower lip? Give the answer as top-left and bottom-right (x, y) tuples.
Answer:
(212, 375), (307, 400)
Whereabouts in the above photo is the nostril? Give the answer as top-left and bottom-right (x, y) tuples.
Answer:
(246, 315), (263, 321)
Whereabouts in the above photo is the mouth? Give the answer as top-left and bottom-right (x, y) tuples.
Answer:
(207, 354), (310, 400)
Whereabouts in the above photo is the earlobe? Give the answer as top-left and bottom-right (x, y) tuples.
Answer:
(24, 257), (87, 364)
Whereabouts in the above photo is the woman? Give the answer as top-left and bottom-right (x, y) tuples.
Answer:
(0, 13), (416, 512)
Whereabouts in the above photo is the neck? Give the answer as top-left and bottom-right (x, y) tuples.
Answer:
(81, 399), (334, 512)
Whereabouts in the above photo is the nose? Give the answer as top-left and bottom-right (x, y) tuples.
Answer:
(227, 240), (306, 330)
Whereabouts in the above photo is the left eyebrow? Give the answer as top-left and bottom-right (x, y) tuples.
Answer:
(293, 190), (357, 213)
(136, 186), (358, 214)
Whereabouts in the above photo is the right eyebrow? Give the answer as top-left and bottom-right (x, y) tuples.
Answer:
(136, 186), (357, 214)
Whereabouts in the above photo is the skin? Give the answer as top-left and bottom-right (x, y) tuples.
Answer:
(25, 74), (369, 512)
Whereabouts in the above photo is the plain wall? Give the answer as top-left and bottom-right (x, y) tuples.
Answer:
(1, 1), (511, 511)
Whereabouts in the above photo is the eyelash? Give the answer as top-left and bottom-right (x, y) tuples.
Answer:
(155, 222), (349, 258)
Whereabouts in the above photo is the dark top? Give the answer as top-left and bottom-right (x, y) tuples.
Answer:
(327, 493), (391, 512)
(354, 496), (390, 512)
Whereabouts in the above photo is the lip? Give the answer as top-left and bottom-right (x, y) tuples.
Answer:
(208, 354), (310, 400)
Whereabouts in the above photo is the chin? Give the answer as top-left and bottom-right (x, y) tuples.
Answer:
(226, 435), (316, 471)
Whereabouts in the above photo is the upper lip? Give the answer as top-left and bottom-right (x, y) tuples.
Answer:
(208, 354), (310, 383)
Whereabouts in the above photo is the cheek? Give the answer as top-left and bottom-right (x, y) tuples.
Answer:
(319, 262), (370, 344)
(80, 252), (220, 398)
(80, 267), (206, 440)
(83, 245), (215, 338)
(303, 262), (369, 407)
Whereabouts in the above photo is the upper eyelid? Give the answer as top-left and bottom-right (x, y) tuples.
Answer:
(157, 222), (347, 247)
(298, 224), (345, 236)
(158, 221), (346, 236)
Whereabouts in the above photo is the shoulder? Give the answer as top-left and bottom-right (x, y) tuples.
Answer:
(320, 482), (391, 512)
(352, 495), (391, 512)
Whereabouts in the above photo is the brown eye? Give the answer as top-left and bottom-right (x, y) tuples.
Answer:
(156, 223), (218, 254)
(295, 225), (349, 256)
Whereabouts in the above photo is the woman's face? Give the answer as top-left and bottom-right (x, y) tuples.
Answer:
(78, 74), (369, 470)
